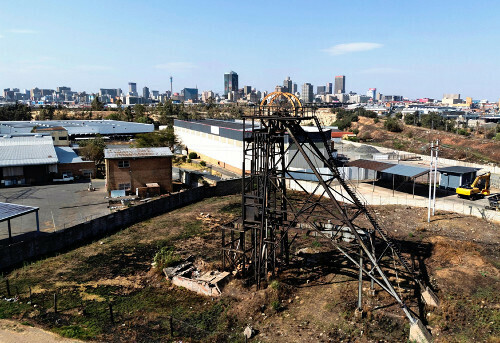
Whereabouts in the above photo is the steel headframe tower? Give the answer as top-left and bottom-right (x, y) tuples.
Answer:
(221, 92), (437, 342)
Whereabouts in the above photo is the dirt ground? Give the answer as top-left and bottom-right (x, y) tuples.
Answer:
(352, 116), (500, 165)
(0, 196), (498, 342)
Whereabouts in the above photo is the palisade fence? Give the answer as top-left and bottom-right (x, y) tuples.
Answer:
(0, 178), (245, 271)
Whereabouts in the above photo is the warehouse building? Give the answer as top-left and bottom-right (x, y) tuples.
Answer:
(0, 120), (154, 139)
(173, 119), (331, 174)
(0, 135), (58, 186)
(104, 147), (173, 196)
(0, 134), (96, 186)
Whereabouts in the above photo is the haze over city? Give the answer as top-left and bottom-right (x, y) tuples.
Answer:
(1, 0), (499, 100)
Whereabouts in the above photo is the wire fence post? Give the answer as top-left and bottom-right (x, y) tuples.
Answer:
(53, 293), (58, 313)
(169, 316), (174, 337)
(5, 279), (11, 297)
(109, 302), (114, 324)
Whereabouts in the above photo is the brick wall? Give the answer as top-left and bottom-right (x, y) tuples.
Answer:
(58, 161), (96, 178)
(106, 157), (173, 194)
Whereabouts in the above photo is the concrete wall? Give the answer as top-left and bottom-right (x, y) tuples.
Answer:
(0, 178), (243, 271)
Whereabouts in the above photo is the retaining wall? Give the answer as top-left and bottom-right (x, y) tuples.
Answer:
(0, 178), (243, 271)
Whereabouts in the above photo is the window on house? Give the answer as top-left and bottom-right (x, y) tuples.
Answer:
(118, 183), (131, 190)
(118, 160), (130, 168)
(59, 136), (67, 140)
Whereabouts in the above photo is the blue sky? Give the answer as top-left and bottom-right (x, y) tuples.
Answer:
(0, 0), (499, 100)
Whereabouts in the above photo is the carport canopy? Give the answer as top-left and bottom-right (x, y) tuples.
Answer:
(0, 202), (40, 243)
(347, 159), (430, 196)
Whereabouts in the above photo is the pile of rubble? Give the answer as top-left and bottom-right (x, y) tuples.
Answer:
(163, 257), (230, 297)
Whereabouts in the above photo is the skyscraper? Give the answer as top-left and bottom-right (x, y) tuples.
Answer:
(334, 75), (345, 94)
(317, 86), (326, 95)
(292, 83), (298, 94)
(143, 87), (150, 100)
(224, 71), (238, 96)
(283, 77), (292, 93)
(129, 82), (137, 96)
(301, 83), (314, 103)
(326, 82), (333, 94)
(366, 88), (376, 99)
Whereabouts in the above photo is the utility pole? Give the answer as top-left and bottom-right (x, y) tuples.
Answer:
(427, 141), (434, 223)
(432, 140), (439, 215)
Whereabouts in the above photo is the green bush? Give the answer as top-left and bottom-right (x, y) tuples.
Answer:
(153, 247), (180, 270)
(384, 117), (403, 132)
(270, 300), (281, 312)
(200, 160), (206, 167)
(270, 280), (280, 290)
(187, 158), (192, 163)
(457, 128), (470, 136)
(188, 152), (198, 159)
(373, 117), (380, 123)
(494, 133), (500, 141)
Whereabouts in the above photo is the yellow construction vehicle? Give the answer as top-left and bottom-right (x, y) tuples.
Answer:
(456, 172), (491, 200)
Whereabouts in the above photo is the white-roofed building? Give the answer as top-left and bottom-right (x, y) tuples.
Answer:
(0, 135), (58, 186)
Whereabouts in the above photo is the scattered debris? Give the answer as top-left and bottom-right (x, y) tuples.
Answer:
(164, 258), (230, 297)
(243, 325), (255, 339)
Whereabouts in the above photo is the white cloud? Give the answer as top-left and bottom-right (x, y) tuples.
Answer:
(323, 42), (383, 56)
(155, 62), (197, 72)
(0, 34), (3, 38)
(75, 65), (112, 71)
(358, 67), (404, 74)
(9, 29), (38, 34)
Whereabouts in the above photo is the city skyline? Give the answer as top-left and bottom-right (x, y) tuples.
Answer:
(0, 1), (499, 100)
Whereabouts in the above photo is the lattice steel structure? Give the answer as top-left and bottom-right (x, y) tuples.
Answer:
(221, 92), (436, 341)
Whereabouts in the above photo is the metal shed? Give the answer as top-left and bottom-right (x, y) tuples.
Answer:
(0, 202), (39, 243)
(437, 166), (480, 190)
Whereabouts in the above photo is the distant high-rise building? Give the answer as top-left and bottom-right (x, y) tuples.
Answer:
(334, 75), (345, 94)
(129, 82), (137, 96)
(182, 88), (198, 102)
(224, 71), (238, 96)
(143, 87), (150, 100)
(366, 88), (376, 99)
(292, 83), (298, 94)
(57, 86), (71, 93)
(317, 86), (326, 95)
(326, 82), (333, 94)
(243, 86), (252, 95)
(275, 85), (284, 93)
(100, 89), (121, 98)
(301, 83), (314, 103)
(283, 77), (292, 93)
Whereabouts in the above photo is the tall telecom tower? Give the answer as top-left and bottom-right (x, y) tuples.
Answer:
(170, 76), (173, 96)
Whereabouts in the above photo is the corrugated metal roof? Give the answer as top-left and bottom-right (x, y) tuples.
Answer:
(383, 164), (429, 178)
(104, 147), (173, 159)
(437, 166), (480, 174)
(55, 146), (83, 164)
(0, 120), (154, 136)
(0, 136), (58, 167)
(0, 202), (38, 222)
(347, 159), (393, 172)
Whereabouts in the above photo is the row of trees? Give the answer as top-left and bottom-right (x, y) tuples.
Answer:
(0, 103), (32, 121)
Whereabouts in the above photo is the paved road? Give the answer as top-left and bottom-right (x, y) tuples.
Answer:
(0, 180), (109, 240)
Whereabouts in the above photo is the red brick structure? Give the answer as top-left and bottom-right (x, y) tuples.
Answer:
(104, 147), (173, 195)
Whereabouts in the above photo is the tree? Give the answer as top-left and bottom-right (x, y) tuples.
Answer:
(79, 136), (106, 165)
(124, 107), (133, 122)
(134, 127), (180, 151)
(404, 111), (419, 126)
(38, 105), (55, 120)
(0, 103), (32, 121)
(133, 104), (146, 118)
(384, 117), (403, 132)
(91, 96), (105, 111)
